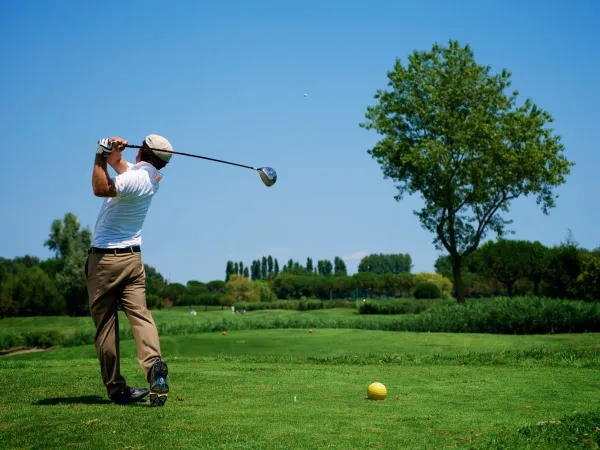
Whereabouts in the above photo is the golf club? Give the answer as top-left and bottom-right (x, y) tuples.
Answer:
(124, 144), (277, 187)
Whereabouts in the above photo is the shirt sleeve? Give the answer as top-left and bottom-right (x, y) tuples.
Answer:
(113, 170), (143, 198)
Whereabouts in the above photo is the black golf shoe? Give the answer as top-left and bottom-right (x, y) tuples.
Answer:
(110, 386), (150, 405)
(148, 359), (169, 407)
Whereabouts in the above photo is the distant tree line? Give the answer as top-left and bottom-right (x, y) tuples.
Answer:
(218, 253), (421, 301)
(357, 253), (412, 274)
(226, 253), (411, 281)
(226, 255), (349, 280)
(434, 233), (600, 301)
(0, 213), (229, 318)
(270, 271), (450, 300)
(4, 212), (599, 319)
(1, 213), (91, 318)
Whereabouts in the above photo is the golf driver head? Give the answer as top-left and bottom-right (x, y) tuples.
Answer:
(258, 167), (277, 187)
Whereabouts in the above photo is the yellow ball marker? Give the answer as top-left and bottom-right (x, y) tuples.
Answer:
(367, 382), (387, 400)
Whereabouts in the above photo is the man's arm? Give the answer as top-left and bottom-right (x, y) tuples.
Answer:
(92, 154), (117, 197)
(107, 150), (129, 174)
(92, 137), (128, 197)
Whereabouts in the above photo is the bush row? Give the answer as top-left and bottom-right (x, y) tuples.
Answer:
(270, 272), (453, 300)
(357, 298), (453, 315)
(1, 297), (599, 351)
(232, 299), (355, 311)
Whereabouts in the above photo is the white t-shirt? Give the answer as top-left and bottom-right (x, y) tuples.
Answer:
(91, 161), (164, 248)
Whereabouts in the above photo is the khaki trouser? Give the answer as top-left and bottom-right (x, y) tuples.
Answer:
(85, 251), (162, 397)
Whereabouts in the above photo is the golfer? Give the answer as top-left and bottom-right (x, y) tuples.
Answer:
(85, 135), (172, 407)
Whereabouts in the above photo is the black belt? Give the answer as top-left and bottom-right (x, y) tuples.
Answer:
(88, 246), (141, 254)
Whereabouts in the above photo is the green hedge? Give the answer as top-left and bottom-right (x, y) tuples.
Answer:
(414, 282), (442, 299)
(358, 299), (450, 314)
(414, 296), (600, 334)
(1, 297), (599, 351)
(155, 297), (600, 335)
(233, 299), (355, 312)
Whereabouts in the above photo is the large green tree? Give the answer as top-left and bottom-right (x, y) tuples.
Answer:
(267, 256), (274, 279)
(470, 239), (533, 296)
(0, 265), (63, 317)
(306, 257), (314, 273)
(250, 259), (260, 280)
(44, 212), (92, 316)
(521, 241), (549, 296)
(317, 260), (333, 277)
(543, 233), (587, 300)
(360, 40), (573, 303)
(358, 253), (412, 274)
(145, 264), (167, 299)
(333, 257), (347, 276)
(225, 261), (235, 281)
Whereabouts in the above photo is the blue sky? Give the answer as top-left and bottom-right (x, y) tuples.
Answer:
(0, 0), (598, 283)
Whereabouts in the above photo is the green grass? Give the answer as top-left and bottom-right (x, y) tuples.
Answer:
(0, 307), (358, 334)
(1, 329), (600, 448)
(470, 410), (600, 449)
(0, 307), (367, 350)
(7, 328), (600, 361)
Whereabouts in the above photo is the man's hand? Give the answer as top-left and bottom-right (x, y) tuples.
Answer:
(93, 136), (129, 197)
(108, 136), (128, 152)
(96, 138), (112, 157)
(96, 137), (128, 157)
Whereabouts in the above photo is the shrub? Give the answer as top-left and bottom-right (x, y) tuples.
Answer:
(298, 299), (322, 311)
(513, 278), (534, 296)
(323, 299), (355, 309)
(195, 292), (222, 306)
(542, 243), (587, 299)
(413, 282), (442, 299)
(412, 272), (453, 299)
(358, 298), (448, 314)
(576, 256), (600, 301)
(408, 296), (600, 334)
(233, 300), (299, 311)
(224, 274), (259, 303)
(146, 294), (163, 309)
(254, 281), (277, 302)
(177, 294), (197, 307)
(23, 331), (61, 348)
(0, 331), (24, 351)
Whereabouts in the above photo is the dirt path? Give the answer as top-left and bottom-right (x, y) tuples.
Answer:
(0, 347), (54, 356)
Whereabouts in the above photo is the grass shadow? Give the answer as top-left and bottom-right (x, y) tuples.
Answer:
(33, 395), (147, 406)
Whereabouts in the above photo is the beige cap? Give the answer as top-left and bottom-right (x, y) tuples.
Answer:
(144, 134), (174, 163)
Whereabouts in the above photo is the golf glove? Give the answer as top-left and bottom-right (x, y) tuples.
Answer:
(96, 138), (113, 157)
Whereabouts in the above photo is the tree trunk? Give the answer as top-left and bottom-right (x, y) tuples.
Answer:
(506, 281), (514, 297)
(451, 258), (465, 304)
(533, 279), (540, 296)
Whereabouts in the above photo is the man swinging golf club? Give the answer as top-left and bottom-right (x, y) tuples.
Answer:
(86, 134), (171, 406)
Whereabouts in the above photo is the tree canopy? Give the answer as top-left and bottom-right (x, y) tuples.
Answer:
(358, 253), (412, 274)
(360, 40), (573, 302)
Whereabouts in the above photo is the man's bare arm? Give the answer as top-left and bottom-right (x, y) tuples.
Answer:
(92, 154), (117, 197)
(107, 151), (129, 174)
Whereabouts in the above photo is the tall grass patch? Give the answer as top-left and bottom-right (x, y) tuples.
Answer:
(233, 299), (355, 312)
(1, 296), (599, 351)
(358, 298), (451, 314)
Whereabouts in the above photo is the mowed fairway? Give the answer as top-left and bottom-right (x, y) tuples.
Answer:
(1, 326), (599, 449)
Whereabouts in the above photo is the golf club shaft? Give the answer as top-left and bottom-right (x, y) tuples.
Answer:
(124, 144), (257, 171)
